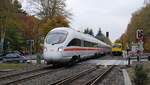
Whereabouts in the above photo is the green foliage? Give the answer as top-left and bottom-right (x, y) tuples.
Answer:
(0, 0), (71, 54)
(0, 0), (26, 53)
(5, 26), (25, 51)
(134, 65), (149, 85)
(0, 0), (70, 54)
(0, 64), (27, 69)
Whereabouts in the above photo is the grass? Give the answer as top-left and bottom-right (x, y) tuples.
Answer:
(0, 64), (27, 70)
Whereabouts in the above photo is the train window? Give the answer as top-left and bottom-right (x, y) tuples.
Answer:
(84, 41), (90, 47)
(46, 30), (68, 44)
(81, 40), (84, 47)
(67, 38), (81, 46)
(112, 45), (121, 48)
(84, 41), (97, 47)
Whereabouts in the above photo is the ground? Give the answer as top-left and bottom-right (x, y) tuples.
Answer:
(127, 61), (150, 85)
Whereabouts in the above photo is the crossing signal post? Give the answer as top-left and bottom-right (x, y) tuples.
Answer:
(136, 29), (144, 61)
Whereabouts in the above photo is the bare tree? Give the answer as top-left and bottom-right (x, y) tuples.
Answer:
(35, 0), (71, 19)
(144, 0), (150, 5)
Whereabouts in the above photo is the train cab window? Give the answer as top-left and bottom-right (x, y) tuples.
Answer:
(112, 45), (121, 48)
(67, 39), (81, 46)
(46, 30), (68, 44)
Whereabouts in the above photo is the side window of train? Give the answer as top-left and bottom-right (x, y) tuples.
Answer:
(84, 41), (90, 47)
(84, 41), (97, 47)
(67, 38), (81, 46)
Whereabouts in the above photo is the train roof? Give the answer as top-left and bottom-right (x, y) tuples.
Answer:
(50, 27), (111, 47)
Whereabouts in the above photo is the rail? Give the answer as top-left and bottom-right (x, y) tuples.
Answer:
(50, 65), (115, 85)
(0, 65), (64, 85)
(50, 67), (97, 85)
(86, 65), (115, 85)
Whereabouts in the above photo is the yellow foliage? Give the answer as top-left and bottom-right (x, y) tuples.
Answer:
(40, 16), (70, 36)
(144, 38), (150, 52)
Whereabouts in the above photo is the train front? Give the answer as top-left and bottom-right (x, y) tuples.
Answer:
(43, 29), (68, 64)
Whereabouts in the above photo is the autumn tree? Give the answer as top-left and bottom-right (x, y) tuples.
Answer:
(36, 0), (70, 19)
(40, 15), (70, 36)
(0, 0), (26, 53)
(33, 0), (71, 37)
(118, 4), (150, 52)
(0, 0), (71, 54)
(18, 15), (40, 53)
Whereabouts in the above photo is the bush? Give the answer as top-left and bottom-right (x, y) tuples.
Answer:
(134, 64), (149, 85)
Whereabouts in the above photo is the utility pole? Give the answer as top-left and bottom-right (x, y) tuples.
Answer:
(136, 29), (144, 62)
(27, 40), (34, 55)
(136, 29), (144, 53)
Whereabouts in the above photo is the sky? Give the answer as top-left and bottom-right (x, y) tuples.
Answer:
(19, 0), (145, 42)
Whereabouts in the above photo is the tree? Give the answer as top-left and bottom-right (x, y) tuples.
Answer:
(95, 28), (112, 45)
(5, 25), (25, 51)
(0, 0), (24, 53)
(84, 28), (94, 36)
(0, 0), (71, 54)
(118, 4), (150, 52)
(33, 0), (71, 38)
(35, 0), (71, 19)
(0, 0), (33, 53)
(18, 15), (40, 53)
(96, 28), (102, 36)
(40, 15), (69, 36)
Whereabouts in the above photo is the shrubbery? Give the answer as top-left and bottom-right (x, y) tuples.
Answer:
(133, 64), (149, 85)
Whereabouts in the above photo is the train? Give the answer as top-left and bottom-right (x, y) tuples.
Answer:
(111, 43), (122, 56)
(43, 27), (111, 65)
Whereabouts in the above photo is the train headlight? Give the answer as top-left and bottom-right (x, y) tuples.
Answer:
(58, 46), (63, 52)
(44, 47), (47, 52)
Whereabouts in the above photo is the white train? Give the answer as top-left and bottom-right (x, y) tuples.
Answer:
(43, 27), (111, 65)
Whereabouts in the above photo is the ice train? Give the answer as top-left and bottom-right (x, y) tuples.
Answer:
(43, 27), (111, 65)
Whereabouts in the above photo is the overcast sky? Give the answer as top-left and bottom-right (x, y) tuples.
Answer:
(20, 0), (145, 42)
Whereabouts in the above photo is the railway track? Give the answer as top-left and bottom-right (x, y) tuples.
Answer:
(49, 65), (114, 85)
(0, 65), (64, 85)
(84, 65), (114, 85)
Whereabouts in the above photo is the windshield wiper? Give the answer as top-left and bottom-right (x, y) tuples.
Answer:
(51, 42), (59, 45)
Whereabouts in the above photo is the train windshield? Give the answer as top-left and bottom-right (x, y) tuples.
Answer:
(46, 30), (68, 44)
(112, 45), (121, 48)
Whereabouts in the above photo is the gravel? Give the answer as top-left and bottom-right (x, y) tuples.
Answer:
(15, 63), (96, 85)
(68, 66), (108, 85)
(99, 66), (125, 85)
(0, 64), (47, 77)
(0, 55), (126, 85)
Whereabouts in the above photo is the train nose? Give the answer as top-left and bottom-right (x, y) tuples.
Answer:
(43, 47), (62, 61)
(43, 52), (62, 60)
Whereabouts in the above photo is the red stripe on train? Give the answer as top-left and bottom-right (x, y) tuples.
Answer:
(64, 48), (100, 51)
